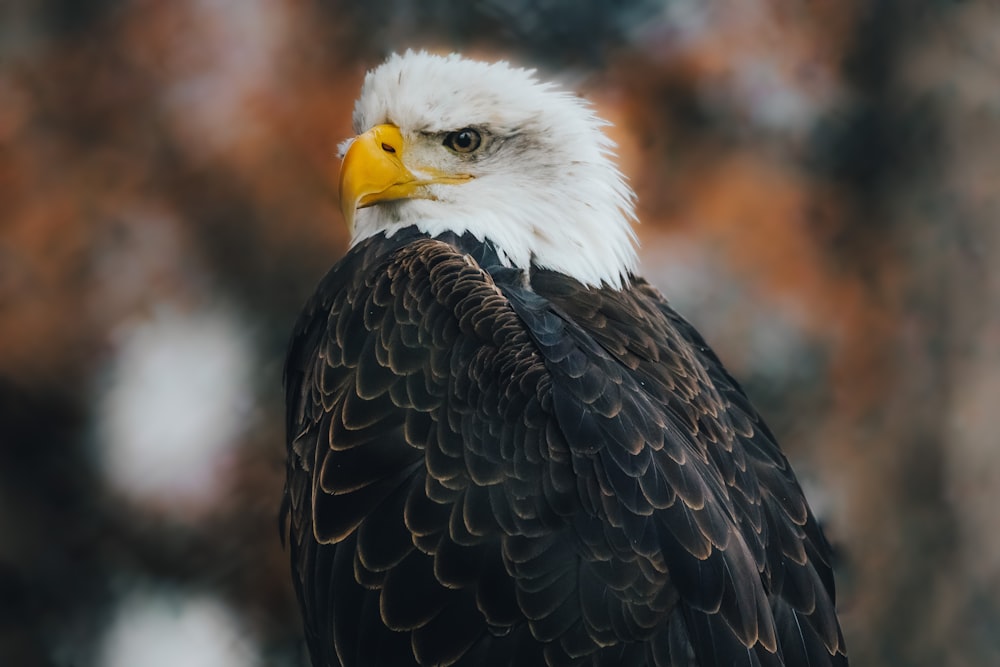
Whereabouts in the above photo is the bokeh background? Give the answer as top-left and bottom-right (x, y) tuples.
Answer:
(2, 1), (998, 665)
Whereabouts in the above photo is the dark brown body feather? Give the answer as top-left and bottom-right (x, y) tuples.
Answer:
(282, 228), (848, 667)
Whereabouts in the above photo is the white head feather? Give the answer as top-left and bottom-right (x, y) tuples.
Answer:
(346, 51), (638, 289)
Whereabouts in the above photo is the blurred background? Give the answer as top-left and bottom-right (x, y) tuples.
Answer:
(1, 1), (998, 665)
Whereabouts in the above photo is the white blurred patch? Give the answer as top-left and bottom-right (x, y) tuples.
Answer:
(660, 0), (713, 40)
(726, 59), (819, 134)
(97, 590), (261, 667)
(161, 0), (289, 156)
(639, 236), (813, 382)
(96, 306), (253, 516)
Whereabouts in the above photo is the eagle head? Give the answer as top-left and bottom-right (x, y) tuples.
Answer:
(338, 51), (638, 288)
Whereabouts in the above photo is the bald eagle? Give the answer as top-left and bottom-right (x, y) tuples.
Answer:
(282, 52), (848, 667)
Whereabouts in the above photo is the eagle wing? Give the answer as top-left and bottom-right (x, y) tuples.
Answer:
(284, 234), (570, 667)
(527, 269), (848, 666)
(283, 233), (847, 667)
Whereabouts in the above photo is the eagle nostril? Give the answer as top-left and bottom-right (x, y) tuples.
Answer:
(381, 143), (396, 154)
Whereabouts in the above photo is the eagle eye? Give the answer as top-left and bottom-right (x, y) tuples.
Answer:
(444, 128), (482, 154)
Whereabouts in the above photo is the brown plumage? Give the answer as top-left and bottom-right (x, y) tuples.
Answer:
(282, 228), (848, 666)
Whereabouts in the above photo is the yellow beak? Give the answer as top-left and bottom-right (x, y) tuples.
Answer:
(338, 124), (473, 233)
(338, 124), (416, 233)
